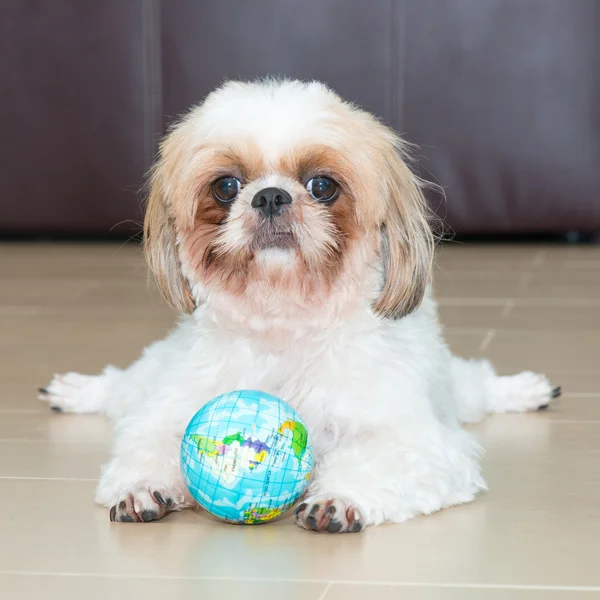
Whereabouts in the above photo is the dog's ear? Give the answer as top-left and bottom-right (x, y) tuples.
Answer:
(372, 135), (435, 319)
(143, 160), (195, 313)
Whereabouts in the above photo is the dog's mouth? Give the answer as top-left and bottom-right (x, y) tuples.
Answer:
(252, 228), (297, 250)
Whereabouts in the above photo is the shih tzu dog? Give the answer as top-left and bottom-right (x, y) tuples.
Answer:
(40, 79), (558, 532)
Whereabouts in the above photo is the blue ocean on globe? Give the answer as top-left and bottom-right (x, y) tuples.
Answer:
(180, 390), (314, 524)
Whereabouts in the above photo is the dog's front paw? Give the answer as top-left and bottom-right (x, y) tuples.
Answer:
(294, 496), (366, 533)
(109, 486), (180, 523)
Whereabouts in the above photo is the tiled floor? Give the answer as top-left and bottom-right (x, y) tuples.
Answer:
(1, 242), (599, 599)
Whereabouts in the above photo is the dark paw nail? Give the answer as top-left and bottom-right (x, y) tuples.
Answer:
(118, 500), (127, 510)
(109, 506), (117, 522)
(119, 515), (135, 523)
(551, 386), (562, 398)
(537, 403), (550, 411)
(325, 518), (343, 533)
(141, 509), (157, 522)
(327, 505), (336, 515)
(153, 491), (166, 506)
(305, 504), (320, 530)
(38, 387), (48, 394)
(50, 405), (63, 413)
(347, 519), (363, 533)
(293, 502), (307, 516)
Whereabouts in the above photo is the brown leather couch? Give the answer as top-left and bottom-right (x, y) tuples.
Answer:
(2, 0), (599, 236)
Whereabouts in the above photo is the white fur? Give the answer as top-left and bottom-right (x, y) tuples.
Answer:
(41, 290), (554, 528)
(40, 79), (556, 530)
(189, 79), (351, 158)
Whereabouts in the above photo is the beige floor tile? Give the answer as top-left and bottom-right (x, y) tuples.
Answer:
(435, 273), (600, 303)
(541, 245), (600, 267)
(0, 242), (144, 273)
(483, 330), (598, 373)
(510, 298), (600, 307)
(0, 276), (164, 312)
(0, 574), (327, 600)
(0, 257), (147, 281)
(0, 440), (107, 479)
(1, 242), (599, 595)
(0, 479), (318, 577)
(0, 279), (164, 310)
(0, 279), (97, 307)
(504, 304), (600, 330)
(78, 279), (168, 309)
(435, 244), (600, 302)
(0, 412), (112, 443)
(0, 347), (141, 387)
(2, 278), (166, 310)
(540, 396), (600, 422)
(439, 303), (507, 329)
(474, 417), (600, 475)
(434, 264), (527, 281)
(443, 331), (489, 357)
(436, 245), (544, 270)
(523, 270), (600, 300)
(437, 243), (600, 271)
(544, 372), (600, 395)
(434, 271), (525, 299)
(2, 416), (600, 587)
(325, 585), (600, 599)
(0, 314), (174, 349)
(1, 385), (148, 415)
(476, 396), (599, 424)
(0, 386), (42, 411)
(439, 299), (600, 331)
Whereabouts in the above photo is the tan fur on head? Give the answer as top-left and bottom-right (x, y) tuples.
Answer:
(372, 133), (435, 319)
(143, 156), (194, 313)
(143, 78), (435, 324)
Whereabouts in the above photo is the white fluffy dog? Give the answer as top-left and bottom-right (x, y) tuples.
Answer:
(40, 79), (559, 532)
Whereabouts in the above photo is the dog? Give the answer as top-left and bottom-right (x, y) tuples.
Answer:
(40, 79), (559, 532)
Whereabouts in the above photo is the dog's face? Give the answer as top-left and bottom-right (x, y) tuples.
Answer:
(145, 80), (433, 324)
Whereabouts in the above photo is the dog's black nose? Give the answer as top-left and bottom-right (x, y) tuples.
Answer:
(251, 187), (292, 217)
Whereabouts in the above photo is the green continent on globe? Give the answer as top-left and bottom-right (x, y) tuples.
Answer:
(243, 499), (298, 524)
(222, 431), (246, 446)
(277, 420), (308, 463)
(189, 434), (218, 456)
(188, 432), (271, 482)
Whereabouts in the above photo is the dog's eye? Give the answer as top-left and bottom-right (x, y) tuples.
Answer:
(212, 177), (241, 205)
(306, 176), (339, 203)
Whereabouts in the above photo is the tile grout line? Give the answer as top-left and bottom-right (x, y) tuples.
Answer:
(445, 328), (491, 335)
(0, 307), (42, 316)
(478, 329), (496, 353)
(0, 439), (109, 445)
(528, 419), (600, 425)
(0, 409), (48, 414)
(439, 297), (600, 306)
(317, 581), (333, 600)
(0, 476), (98, 482)
(500, 299), (515, 319)
(438, 298), (510, 306)
(0, 572), (599, 591)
